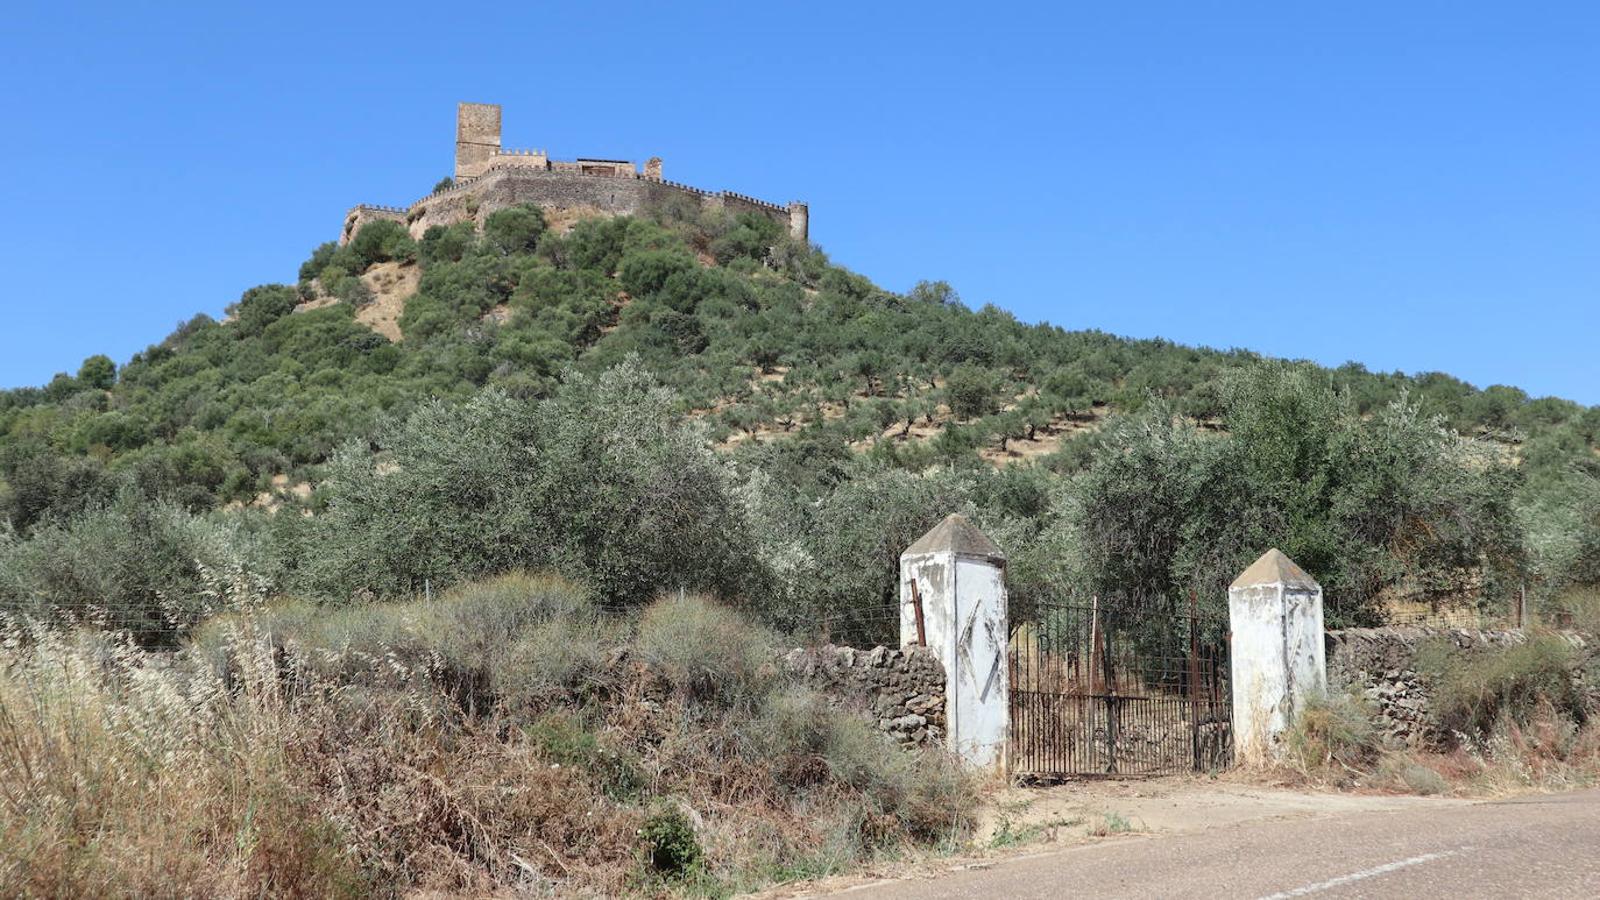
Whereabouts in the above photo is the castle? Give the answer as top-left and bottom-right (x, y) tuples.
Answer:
(341, 102), (807, 245)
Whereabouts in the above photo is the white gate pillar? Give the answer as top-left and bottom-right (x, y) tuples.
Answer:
(1228, 548), (1326, 766)
(899, 514), (1008, 769)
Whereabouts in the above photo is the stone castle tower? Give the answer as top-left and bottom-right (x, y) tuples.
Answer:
(342, 102), (807, 245)
(454, 102), (503, 180)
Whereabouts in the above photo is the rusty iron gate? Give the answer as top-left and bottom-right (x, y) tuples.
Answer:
(1008, 595), (1232, 777)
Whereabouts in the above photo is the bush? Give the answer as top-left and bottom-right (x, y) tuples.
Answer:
(639, 807), (702, 878)
(1285, 690), (1381, 771)
(1397, 762), (1448, 795)
(742, 687), (977, 844)
(0, 491), (264, 647)
(618, 249), (697, 300)
(19, 573), (980, 895)
(524, 711), (644, 801)
(228, 284), (300, 336)
(635, 593), (774, 705)
(418, 222), (477, 267)
(1418, 633), (1587, 737)
(294, 361), (762, 607)
(482, 204), (546, 257)
(203, 571), (613, 712)
(76, 355), (116, 391)
(346, 220), (416, 271)
(945, 364), (1001, 420)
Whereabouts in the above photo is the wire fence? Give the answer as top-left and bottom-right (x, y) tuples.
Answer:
(0, 579), (1558, 654)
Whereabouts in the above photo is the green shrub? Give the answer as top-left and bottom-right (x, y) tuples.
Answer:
(197, 571), (610, 711)
(524, 711), (644, 801)
(228, 284), (300, 336)
(482, 205), (546, 257)
(294, 362), (761, 606)
(347, 219), (416, 270)
(0, 491), (264, 647)
(418, 222), (476, 267)
(945, 364), (1001, 421)
(635, 593), (774, 705)
(1418, 633), (1586, 737)
(76, 355), (116, 391)
(639, 807), (702, 878)
(1285, 690), (1381, 771)
(618, 249), (697, 300)
(741, 687), (976, 845)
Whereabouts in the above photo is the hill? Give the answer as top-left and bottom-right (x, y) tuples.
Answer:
(2, 203), (1598, 641)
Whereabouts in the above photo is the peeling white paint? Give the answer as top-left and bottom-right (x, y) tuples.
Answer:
(900, 516), (1009, 770)
(1228, 550), (1327, 767)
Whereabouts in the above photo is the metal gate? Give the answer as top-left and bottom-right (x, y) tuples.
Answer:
(1008, 595), (1232, 777)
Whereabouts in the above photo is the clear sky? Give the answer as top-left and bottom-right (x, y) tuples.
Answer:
(1, 2), (1596, 403)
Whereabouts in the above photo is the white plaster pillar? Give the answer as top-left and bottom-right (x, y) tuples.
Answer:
(899, 514), (1008, 769)
(1228, 548), (1327, 766)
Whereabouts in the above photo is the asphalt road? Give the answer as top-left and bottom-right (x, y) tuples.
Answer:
(830, 788), (1600, 899)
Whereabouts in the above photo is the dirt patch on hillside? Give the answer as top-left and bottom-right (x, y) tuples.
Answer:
(223, 474), (313, 514)
(354, 261), (419, 341)
(293, 260), (419, 342)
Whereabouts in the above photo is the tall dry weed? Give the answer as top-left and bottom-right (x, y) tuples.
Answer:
(0, 571), (980, 896)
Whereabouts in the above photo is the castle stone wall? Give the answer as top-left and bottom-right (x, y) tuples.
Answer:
(490, 149), (549, 171)
(366, 102), (806, 244)
(403, 167), (797, 241)
(340, 205), (408, 245)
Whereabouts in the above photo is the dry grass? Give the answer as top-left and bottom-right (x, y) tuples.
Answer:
(1281, 636), (1600, 798)
(353, 260), (419, 341)
(0, 571), (978, 897)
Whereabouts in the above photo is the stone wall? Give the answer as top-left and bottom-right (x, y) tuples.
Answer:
(1326, 627), (1592, 748)
(490, 149), (551, 171)
(779, 644), (946, 748)
(340, 205), (408, 245)
(401, 166), (798, 242)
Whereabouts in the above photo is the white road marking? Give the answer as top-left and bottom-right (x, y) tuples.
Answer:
(1258, 847), (1470, 898)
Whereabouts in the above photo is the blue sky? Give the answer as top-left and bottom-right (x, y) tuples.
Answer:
(1, 2), (1596, 403)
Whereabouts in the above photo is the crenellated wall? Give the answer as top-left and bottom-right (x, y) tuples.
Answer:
(340, 205), (408, 245)
(348, 102), (809, 247)
(396, 165), (805, 243)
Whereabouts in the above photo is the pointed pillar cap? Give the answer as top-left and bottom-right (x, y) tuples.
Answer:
(902, 513), (1005, 563)
(1230, 548), (1319, 590)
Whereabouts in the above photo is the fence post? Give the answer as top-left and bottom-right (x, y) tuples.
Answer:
(1228, 549), (1326, 767)
(899, 514), (1008, 770)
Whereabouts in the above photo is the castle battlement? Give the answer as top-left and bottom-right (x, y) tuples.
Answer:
(341, 103), (806, 247)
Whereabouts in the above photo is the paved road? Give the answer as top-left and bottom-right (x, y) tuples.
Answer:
(831, 788), (1600, 899)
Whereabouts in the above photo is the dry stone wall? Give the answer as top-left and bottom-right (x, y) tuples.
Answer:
(1326, 627), (1593, 748)
(780, 645), (946, 748)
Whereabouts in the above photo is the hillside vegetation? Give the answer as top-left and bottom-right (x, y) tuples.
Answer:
(2, 204), (1599, 641)
(0, 573), (975, 895)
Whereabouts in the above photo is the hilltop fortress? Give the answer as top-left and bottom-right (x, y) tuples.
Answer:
(341, 102), (807, 245)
